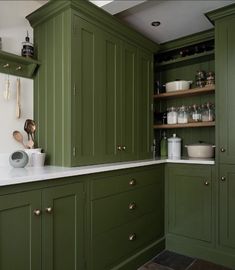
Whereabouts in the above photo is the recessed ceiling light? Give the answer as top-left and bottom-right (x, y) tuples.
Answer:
(151, 21), (161, 27)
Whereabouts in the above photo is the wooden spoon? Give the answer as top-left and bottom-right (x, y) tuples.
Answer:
(13, 130), (27, 148)
(16, 78), (21, 119)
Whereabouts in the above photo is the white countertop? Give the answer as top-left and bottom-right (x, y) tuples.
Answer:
(0, 157), (215, 187)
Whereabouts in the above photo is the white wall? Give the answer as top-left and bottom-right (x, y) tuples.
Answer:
(0, 1), (45, 154)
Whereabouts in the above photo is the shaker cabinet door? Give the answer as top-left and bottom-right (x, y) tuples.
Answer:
(216, 16), (235, 164)
(137, 49), (153, 159)
(219, 165), (235, 249)
(0, 191), (41, 270)
(167, 165), (212, 242)
(121, 41), (138, 161)
(42, 183), (85, 270)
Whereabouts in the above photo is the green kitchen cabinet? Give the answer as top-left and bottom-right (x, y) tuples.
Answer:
(166, 164), (212, 243)
(27, 0), (157, 167)
(219, 165), (235, 250)
(0, 182), (85, 270)
(0, 191), (41, 270)
(89, 165), (165, 270)
(138, 49), (153, 159)
(42, 183), (85, 270)
(208, 6), (235, 164)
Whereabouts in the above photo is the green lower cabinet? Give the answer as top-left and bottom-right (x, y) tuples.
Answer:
(89, 165), (165, 270)
(219, 165), (235, 250)
(166, 164), (212, 242)
(0, 181), (85, 270)
(42, 183), (85, 270)
(0, 191), (41, 270)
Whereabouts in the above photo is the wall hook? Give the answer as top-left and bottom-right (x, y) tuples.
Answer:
(16, 66), (22, 71)
(3, 63), (10, 68)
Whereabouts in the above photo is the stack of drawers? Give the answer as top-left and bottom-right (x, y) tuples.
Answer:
(90, 165), (164, 270)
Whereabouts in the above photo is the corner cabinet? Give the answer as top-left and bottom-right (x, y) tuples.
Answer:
(27, 0), (157, 166)
(0, 182), (85, 270)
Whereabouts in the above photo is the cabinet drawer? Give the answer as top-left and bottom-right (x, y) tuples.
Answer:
(92, 183), (163, 236)
(91, 165), (163, 199)
(92, 211), (163, 270)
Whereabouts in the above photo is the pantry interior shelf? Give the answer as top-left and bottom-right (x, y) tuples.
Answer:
(153, 85), (215, 100)
(0, 50), (40, 79)
(154, 121), (215, 129)
(156, 50), (214, 69)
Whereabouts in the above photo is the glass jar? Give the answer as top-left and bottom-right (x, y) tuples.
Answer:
(177, 105), (188, 124)
(191, 104), (202, 122)
(187, 105), (193, 123)
(202, 102), (215, 122)
(167, 107), (178, 124)
(206, 72), (215, 85)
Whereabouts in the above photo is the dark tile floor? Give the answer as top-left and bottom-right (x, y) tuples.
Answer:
(139, 251), (233, 270)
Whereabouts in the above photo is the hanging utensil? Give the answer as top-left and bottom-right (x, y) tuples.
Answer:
(16, 78), (21, 118)
(3, 63), (10, 100)
(13, 130), (27, 149)
(24, 119), (36, 141)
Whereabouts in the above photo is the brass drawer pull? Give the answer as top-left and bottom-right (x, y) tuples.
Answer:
(129, 233), (136, 241)
(129, 202), (136, 210)
(45, 207), (53, 214)
(204, 181), (209, 186)
(129, 179), (136, 186)
(220, 147), (226, 153)
(221, 176), (226, 181)
(33, 209), (41, 216)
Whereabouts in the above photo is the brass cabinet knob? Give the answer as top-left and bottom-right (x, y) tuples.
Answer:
(117, 145), (122, 151)
(220, 147), (226, 153)
(45, 207), (53, 214)
(129, 233), (136, 241)
(204, 181), (210, 186)
(122, 146), (126, 151)
(221, 176), (226, 181)
(129, 202), (136, 210)
(129, 179), (136, 186)
(33, 209), (41, 216)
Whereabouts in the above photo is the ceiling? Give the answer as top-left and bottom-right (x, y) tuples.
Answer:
(115, 0), (235, 43)
(1, 1), (235, 44)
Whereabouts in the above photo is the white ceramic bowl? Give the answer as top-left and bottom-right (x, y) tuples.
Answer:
(165, 80), (192, 92)
(185, 144), (215, 158)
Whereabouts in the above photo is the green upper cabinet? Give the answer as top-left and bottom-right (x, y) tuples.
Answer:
(27, 0), (158, 167)
(0, 191), (42, 270)
(166, 164), (212, 243)
(138, 49), (153, 159)
(207, 5), (235, 164)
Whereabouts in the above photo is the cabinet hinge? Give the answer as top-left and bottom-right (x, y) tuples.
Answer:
(72, 146), (76, 157)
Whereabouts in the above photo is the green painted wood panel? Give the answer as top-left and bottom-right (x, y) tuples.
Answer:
(0, 191), (41, 270)
(167, 165), (212, 242)
(92, 211), (163, 270)
(92, 183), (162, 236)
(97, 31), (122, 163)
(219, 164), (235, 249)
(42, 183), (85, 270)
(34, 10), (72, 166)
(121, 41), (138, 161)
(216, 16), (235, 164)
(138, 49), (153, 159)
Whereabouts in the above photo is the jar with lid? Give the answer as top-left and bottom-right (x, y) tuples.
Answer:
(191, 104), (202, 122)
(195, 70), (206, 88)
(177, 105), (188, 124)
(187, 105), (194, 123)
(168, 133), (181, 159)
(167, 107), (178, 125)
(202, 102), (215, 122)
(206, 72), (215, 85)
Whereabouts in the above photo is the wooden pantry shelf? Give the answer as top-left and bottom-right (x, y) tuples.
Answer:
(154, 121), (215, 129)
(156, 50), (214, 68)
(153, 85), (215, 100)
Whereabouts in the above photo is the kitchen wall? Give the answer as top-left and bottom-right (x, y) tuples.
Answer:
(0, 1), (45, 154)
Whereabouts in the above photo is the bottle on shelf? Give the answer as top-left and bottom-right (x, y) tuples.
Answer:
(160, 131), (168, 157)
(21, 31), (34, 58)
